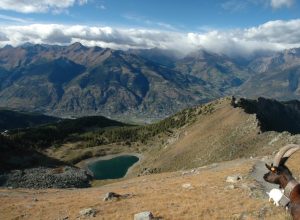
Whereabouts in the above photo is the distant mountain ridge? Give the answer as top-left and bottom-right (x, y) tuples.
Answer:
(1, 43), (300, 120)
(175, 50), (252, 93)
(238, 48), (300, 100)
(0, 43), (218, 120)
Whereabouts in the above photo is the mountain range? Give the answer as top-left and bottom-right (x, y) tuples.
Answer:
(1, 43), (300, 121)
(239, 48), (300, 100)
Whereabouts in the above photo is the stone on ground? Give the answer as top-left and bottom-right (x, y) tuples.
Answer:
(79, 208), (97, 217)
(134, 211), (154, 220)
(226, 175), (242, 183)
(103, 192), (121, 201)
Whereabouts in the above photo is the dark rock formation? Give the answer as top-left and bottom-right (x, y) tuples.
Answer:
(233, 97), (300, 134)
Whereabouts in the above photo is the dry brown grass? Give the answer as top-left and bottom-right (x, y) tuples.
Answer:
(139, 98), (299, 173)
(0, 157), (296, 220)
(44, 97), (299, 178)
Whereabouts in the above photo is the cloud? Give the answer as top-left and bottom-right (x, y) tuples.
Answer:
(0, 14), (29, 23)
(123, 14), (177, 31)
(78, 0), (88, 6)
(244, 19), (300, 44)
(97, 5), (106, 10)
(221, 0), (294, 11)
(0, 0), (88, 13)
(0, 19), (300, 58)
(221, 0), (249, 12)
(270, 0), (294, 8)
(0, 32), (8, 41)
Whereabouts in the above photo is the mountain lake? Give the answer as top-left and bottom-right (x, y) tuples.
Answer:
(87, 155), (139, 180)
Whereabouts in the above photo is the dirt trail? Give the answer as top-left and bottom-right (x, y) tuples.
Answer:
(251, 159), (279, 194)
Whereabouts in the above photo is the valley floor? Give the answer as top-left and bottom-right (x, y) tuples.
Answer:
(1, 156), (297, 220)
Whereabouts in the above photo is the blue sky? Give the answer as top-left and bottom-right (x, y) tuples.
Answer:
(0, 0), (299, 57)
(1, 0), (299, 30)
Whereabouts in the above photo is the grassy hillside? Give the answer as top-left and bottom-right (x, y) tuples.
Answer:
(4, 101), (209, 165)
(0, 135), (64, 172)
(44, 101), (215, 164)
(8, 115), (127, 148)
(0, 115), (128, 170)
(131, 97), (299, 174)
(3, 97), (300, 176)
(39, 97), (300, 178)
(0, 109), (59, 131)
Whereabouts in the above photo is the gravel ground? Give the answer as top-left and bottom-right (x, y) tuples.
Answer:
(251, 158), (279, 194)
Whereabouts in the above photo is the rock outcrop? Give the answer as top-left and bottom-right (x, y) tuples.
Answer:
(0, 166), (91, 189)
(233, 97), (300, 134)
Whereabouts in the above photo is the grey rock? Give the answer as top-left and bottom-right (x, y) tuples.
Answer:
(240, 183), (258, 191)
(0, 166), (91, 189)
(226, 175), (242, 183)
(103, 192), (121, 201)
(134, 211), (154, 220)
(182, 183), (194, 189)
(138, 168), (161, 176)
(103, 192), (134, 201)
(79, 208), (97, 217)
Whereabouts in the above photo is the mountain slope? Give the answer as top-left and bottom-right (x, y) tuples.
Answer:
(134, 97), (299, 173)
(0, 57), (86, 111)
(238, 65), (300, 100)
(53, 51), (215, 118)
(128, 47), (181, 67)
(248, 48), (300, 73)
(0, 114), (128, 171)
(175, 50), (252, 93)
(0, 44), (217, 120)
(38, 97), (299, 177)
(2, 43), (300, 120)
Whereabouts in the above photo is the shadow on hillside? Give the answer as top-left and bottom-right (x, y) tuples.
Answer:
(232, 96), (300, 134)
(0, 135), (65, 173)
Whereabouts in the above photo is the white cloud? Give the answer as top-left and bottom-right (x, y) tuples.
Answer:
(244, 19), (300, 44)
(78, 0), (88, 6)
(97, 5), (106, 10)
(0, 19), (300, 58)
(123, 14), (177, 31)
(0, 0), (88, 13)
(0, 32), (8, 41)
(221, 0), (249, 12)
(0, 14), (29, 23)
(270, 0), (294, 8)
(221, 0), (294, 11)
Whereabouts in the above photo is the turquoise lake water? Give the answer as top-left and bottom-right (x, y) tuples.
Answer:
(87, 155), (139, 180)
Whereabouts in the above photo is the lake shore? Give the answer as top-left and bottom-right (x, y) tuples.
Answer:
(76, 152), (143, 179)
